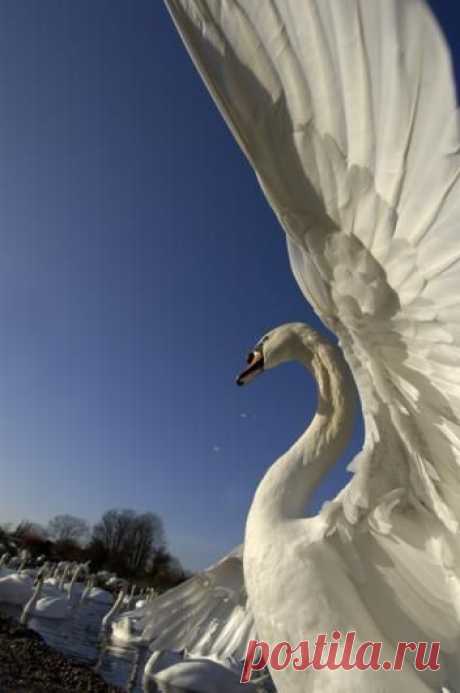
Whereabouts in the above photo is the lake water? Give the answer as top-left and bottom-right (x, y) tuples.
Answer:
(1, 600), (147, 691)
(0, 600), (273, 692)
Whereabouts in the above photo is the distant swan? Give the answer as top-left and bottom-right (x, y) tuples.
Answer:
(149, 656), (267, 693)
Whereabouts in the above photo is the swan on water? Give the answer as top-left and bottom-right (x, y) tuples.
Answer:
(143, 649), (187, 681)
(33, 592), (75, 620)
(24, 565), (82, 620)
(132, 0), (460, 690)
(111, 612), (146, 645)
(79, 575), (95, 605)
(0, 572), (34, 606)
(142, 649), (270, 693)
(0, 553), (14, 578)
(19, 576), (76, 624)
(149, 656), (269, 693)
(64, 563), (84, 597)
(87, 586), (114, 606)
(20, 577), (44, 625)
(101, 588), (126, 629)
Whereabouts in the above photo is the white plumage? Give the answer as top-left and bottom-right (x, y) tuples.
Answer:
(132, 1), (460, 690)
(138, 546), (255, 660)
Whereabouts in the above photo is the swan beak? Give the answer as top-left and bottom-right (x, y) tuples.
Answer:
(236, 350), (264, 386)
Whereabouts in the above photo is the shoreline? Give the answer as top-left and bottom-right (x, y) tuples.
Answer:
(0, 615), (123, 692)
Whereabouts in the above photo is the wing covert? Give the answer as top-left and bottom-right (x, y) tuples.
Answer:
(164, 0), (460, 532)
(133, 546), (255, 660)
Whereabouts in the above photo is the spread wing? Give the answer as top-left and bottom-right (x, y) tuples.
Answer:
(134, 546), (255, 660)
(164, 0), (460, 530)
(163, 0), (460, 680)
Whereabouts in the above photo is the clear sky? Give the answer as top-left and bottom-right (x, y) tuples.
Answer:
(0, 1), (458, 571)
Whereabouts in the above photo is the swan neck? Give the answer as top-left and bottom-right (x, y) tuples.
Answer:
(248, 342), (355, 525)
(21, 581), (43, 625)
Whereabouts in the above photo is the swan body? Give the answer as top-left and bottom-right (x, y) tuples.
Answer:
(0, 573), (34, 605)
(149, 655), (265, 693)
(20, 564), (85, 620)
(30, 574), (79, 620)
(42, 579), (69, 600)
(105, 576), (122, 588)
(64, 581), (86, 599)
(0, 554), (13, 578)
(87, 587), (114, 605)
(143, 648), (186, 680)
(111, 613), (145, 645)
(33, 594), (74, 620)
(0, 567), (16, 579)
(28, 565), (77, 606)
(43, 577), (60, 589)
(154, 1), (460, 690)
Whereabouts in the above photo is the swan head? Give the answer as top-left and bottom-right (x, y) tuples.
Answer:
(236, 323), (320, 386)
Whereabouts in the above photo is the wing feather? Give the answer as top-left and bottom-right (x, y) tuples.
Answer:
(167, 0), (460, 529)
(135, 546), (254, 659)
(164, 0), (460, 673)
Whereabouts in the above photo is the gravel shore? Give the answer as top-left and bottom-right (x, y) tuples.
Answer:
(0, 615), (123, 693)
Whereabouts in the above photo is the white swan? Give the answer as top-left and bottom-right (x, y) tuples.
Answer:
(238, 324), (437, 692)
(0, 562), (60, 608)
(0, 553), (14, 578)
(101, 589), (126, 629)
(20, 577), (44, 625)
(150, 657), (266, 693)
(33, 593), (74, 620)
(0, 563), (75, 613)
(22, 563), (86, 620)
(57, 563), (70, 591)
(0, 572), (34, 605)
(156, 1), (460, 690)
(111, 612), (146, 645)
(87, 586), (114, 606)
(79, 575), (95, 605)
(143, 649), (268, 693)
(143, 649), (187, 681)
(64, 563), (84, 597)
(31, 571), (80, 620)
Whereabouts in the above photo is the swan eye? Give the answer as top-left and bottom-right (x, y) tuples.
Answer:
(247, 352), (256, 364)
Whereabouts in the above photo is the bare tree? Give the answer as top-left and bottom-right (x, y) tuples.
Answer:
(90, 509), (165, 576)
(0, 524), (16, 554)
(14, 520), (47, 541)
(147, 547), (188, 591)
(47, 514), (90, 544)
(13, 520), (51, 559)
(125, 512), (165, 574)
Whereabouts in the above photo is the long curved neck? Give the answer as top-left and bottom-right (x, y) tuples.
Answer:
(21, 581), (43, 625)
(247, 342), (355, 527)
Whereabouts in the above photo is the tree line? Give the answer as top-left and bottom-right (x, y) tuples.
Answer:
(0, 509), (189, 592)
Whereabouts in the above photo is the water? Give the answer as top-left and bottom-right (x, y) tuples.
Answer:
(1, 600), (145, 691)
(0, 601), (274, 692)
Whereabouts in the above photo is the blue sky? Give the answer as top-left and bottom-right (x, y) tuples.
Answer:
(0, 1), (457, 571)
